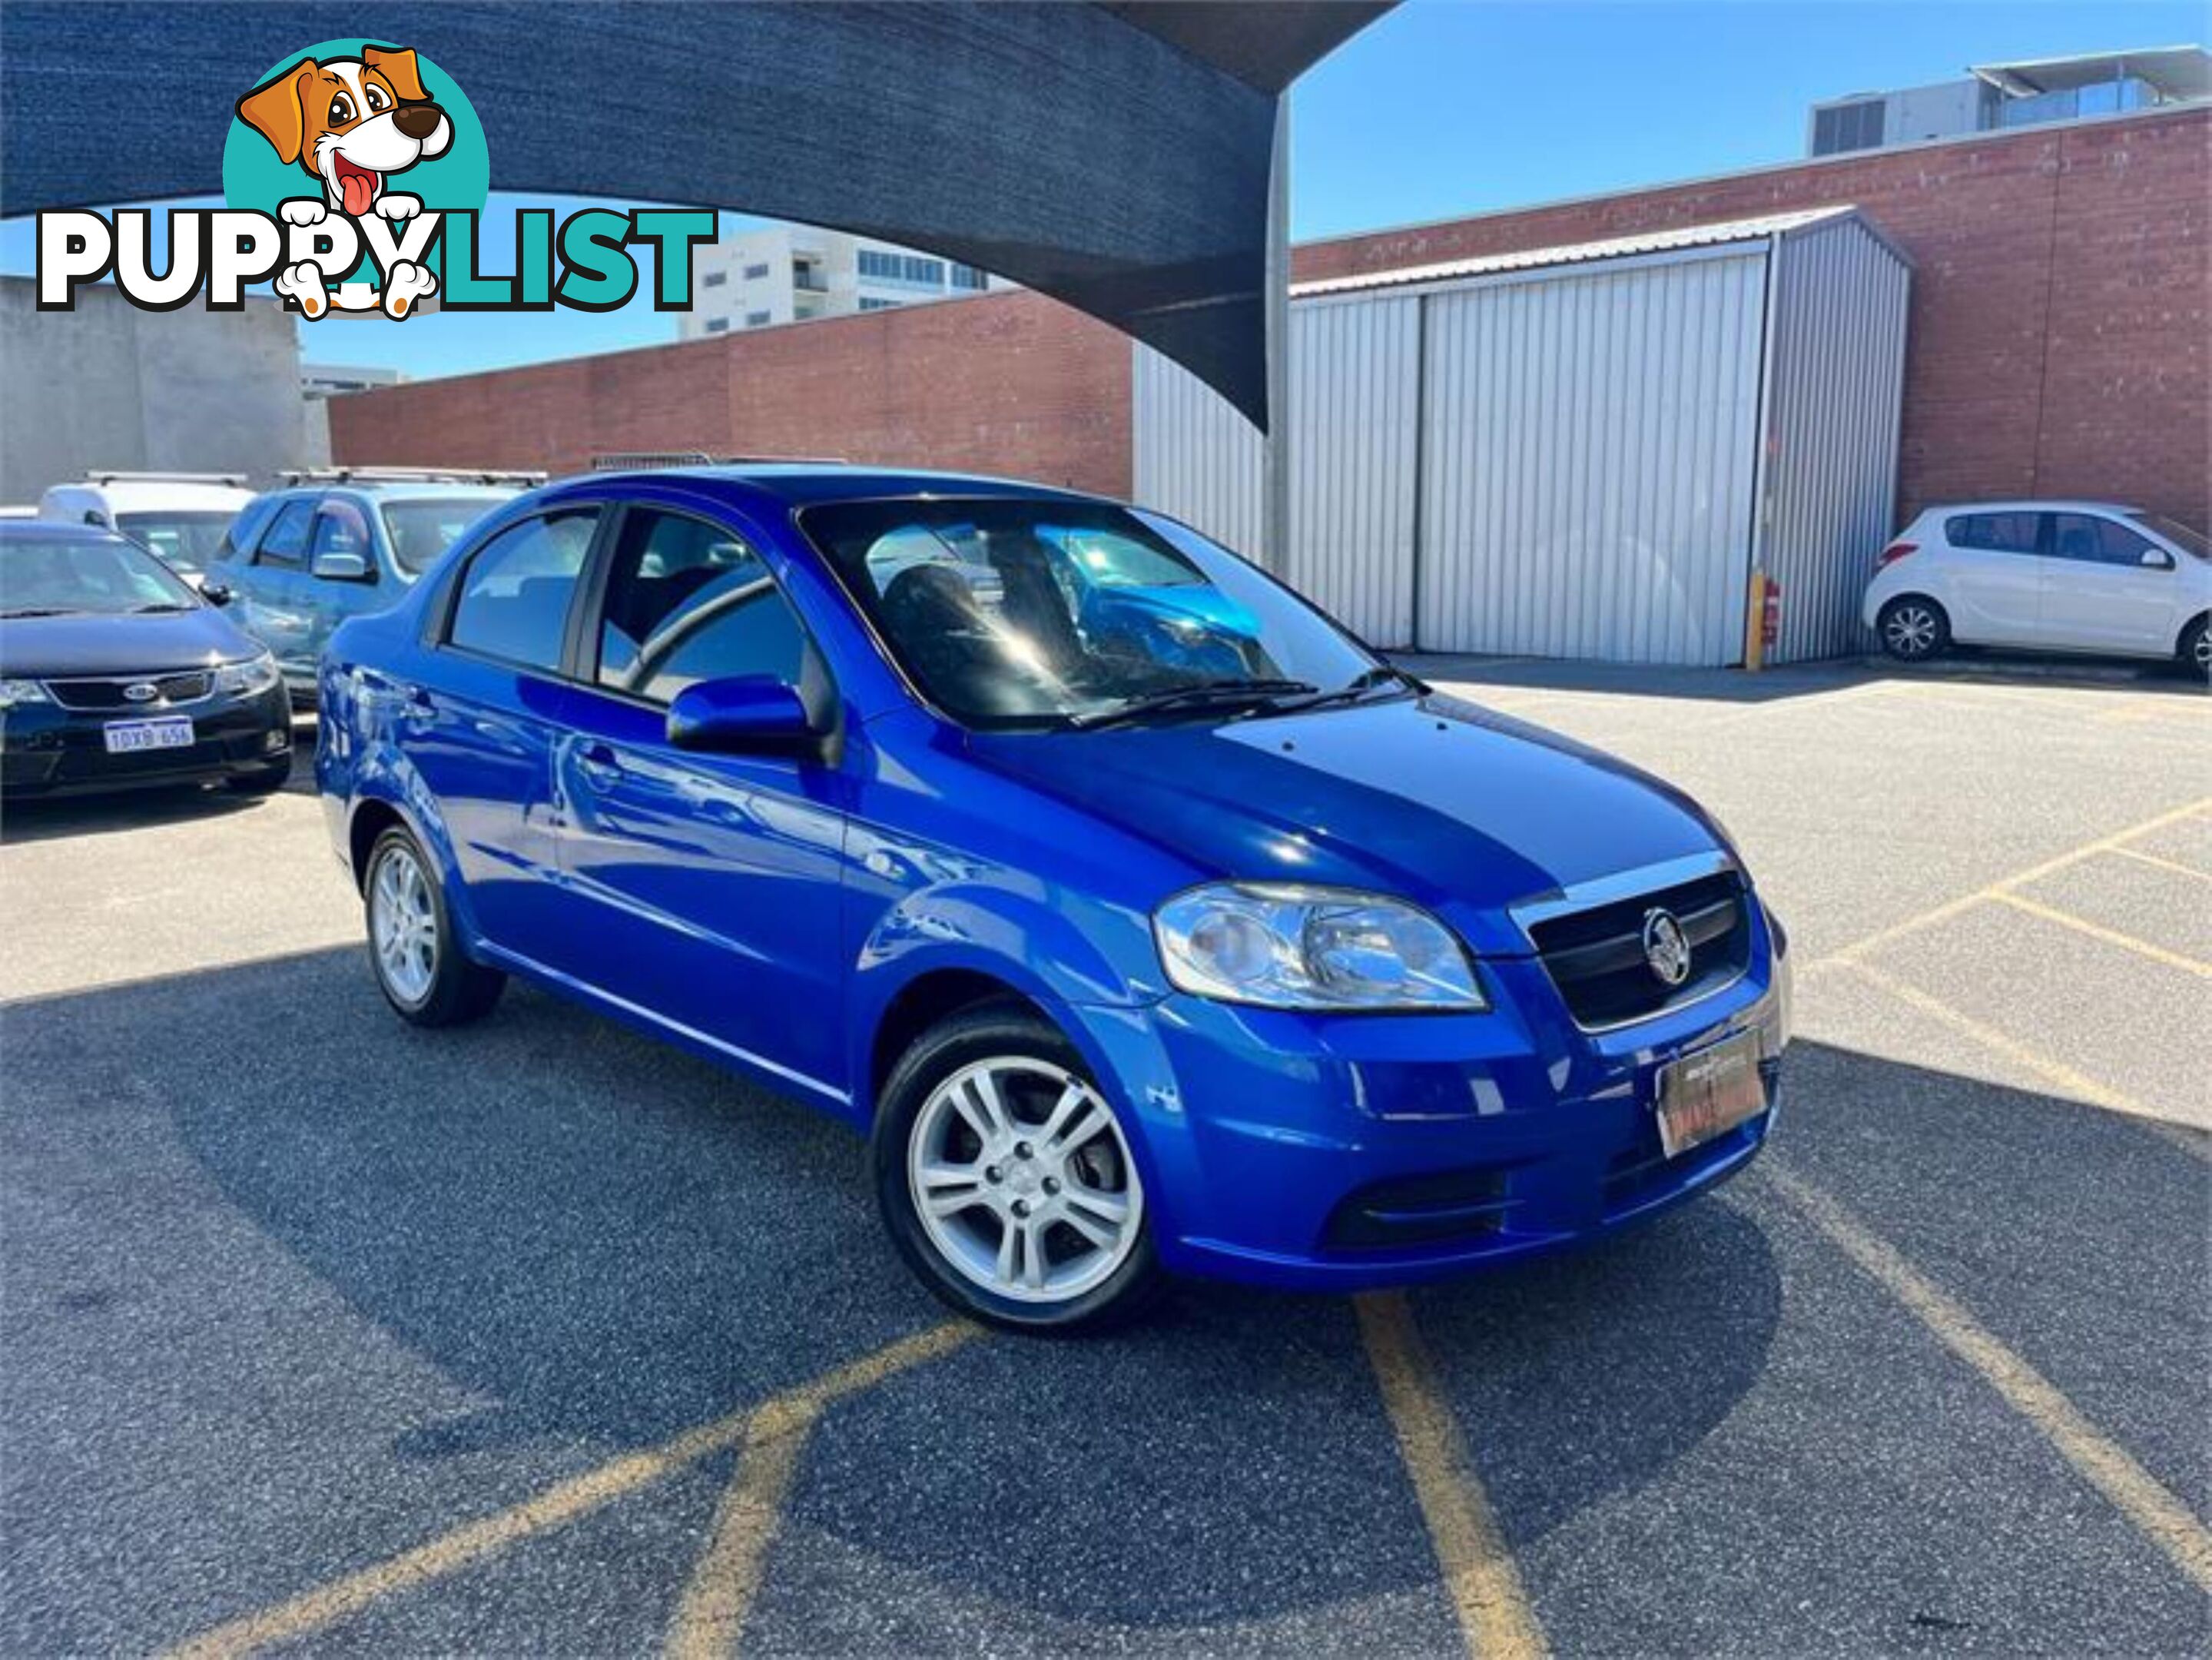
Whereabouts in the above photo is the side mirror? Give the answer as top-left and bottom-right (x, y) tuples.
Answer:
(201, 583), (234, 607)
(667, 674), (834, 759)
(311, 550), (373, 583)
(2140, 548), (2176, 571)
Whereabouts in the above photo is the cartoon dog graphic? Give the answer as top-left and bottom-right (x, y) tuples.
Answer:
(235, 45), (450, 318)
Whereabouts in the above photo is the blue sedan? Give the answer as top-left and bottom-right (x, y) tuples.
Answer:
(317, 467), (1789, 1331)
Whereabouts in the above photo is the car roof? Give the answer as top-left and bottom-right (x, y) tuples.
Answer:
(1919, 499), (2147, 516)
(553, 464), (1108, 513)
(44, 480), (254, 510)
(254, 481), (521, 503)
(0, 517), (132, 543)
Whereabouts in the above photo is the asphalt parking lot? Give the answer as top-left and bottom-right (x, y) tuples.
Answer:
(3, 658), (2206, 1657)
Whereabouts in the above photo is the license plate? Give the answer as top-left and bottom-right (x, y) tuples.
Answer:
(102, 716), (195, 755)
(1655, 1029), (1767, 1158)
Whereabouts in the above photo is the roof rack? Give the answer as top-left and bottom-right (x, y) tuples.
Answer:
(85, 470), (250, 488)
(276, 466), (546, 486)
(589, 452), (851, 470)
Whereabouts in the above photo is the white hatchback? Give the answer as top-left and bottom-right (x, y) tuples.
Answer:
(38, 472), (256, 587)
(1863, 501), (2211, 676)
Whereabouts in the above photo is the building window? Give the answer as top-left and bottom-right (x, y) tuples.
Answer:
(950, 263), (987, 291)
(705, 317), (730, 334)
(702, 271), (728, 287)
(857, 248), (946, 287)
(1812, 98), (1886, 156)
(858, 297), (900, 312)
(743, 262), (771, 280)
(745, 310), (772, 327)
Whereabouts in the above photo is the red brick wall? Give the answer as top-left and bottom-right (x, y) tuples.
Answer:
(333, 108), (2207, 527)
(1294, 107), (2210, 525)
(329, 288), (1134, 494)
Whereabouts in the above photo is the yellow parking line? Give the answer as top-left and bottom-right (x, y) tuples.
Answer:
(166, 1323), (977, 1660)
(1813, 797), (2212, 970)
(1987, 890), (2212, 980)
(1835, 959), (2206, 1157)
(664, 1399), (822, 1660)
(1357, 1293), (1547, 1660)
(1766, 1166), (2212, 1594)
(2108, 845), (2212, 883)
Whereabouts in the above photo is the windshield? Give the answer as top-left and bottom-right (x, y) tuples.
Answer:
(2133, 513), (2210, 559)
(2, 532), (201, 616)
(804, 499), (1378, 728)
(381, 496), (508, 576)
(116, 510), (235, 576)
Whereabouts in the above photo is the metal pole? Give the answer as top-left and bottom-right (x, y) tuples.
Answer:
(1261, 96), (1291, 574)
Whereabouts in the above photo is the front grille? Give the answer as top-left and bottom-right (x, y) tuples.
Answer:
(43, 671), (214, 711)
(1527, 869), (1751, 1029)
(1322, 1165), (1516, 1250)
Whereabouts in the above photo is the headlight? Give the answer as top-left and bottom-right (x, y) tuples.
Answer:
(0, 679), (51, 709)
(1761, 901), (1792, 1058)
(1153, 884), (1487, 1011)
(214, 652), (280, 696)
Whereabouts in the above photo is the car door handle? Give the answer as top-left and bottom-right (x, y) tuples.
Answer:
(575, 742), (622, 787)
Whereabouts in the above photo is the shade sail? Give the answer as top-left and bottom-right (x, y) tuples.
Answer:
(0, 1), (1391, 430)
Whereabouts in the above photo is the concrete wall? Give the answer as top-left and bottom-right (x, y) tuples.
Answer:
(0, 277), (308, 506)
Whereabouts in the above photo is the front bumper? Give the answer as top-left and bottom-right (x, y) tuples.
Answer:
(0, 685), (293, 795)
(1081, 940), (1787, 1292)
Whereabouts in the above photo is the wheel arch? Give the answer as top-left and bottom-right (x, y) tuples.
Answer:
(342, 785), (488, 952)
(868, 968), (1046, 1111)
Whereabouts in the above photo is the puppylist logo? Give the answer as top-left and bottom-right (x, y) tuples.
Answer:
(37, 38), (715, 320)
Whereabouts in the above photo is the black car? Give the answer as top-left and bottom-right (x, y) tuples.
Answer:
(0, 521), (293, 797)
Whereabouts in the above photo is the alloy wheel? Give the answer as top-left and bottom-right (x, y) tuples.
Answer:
(1885, 605), (1938, 659)
(907, 1057), (1142, 1304)
(370, 844), (439, 1006)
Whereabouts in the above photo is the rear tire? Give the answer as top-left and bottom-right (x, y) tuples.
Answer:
(874, 1005), (1162, 1334)
(1877, 596), (1949, 662)
(2179, 616), (2210, 683)
(363, 825), (506, 1027)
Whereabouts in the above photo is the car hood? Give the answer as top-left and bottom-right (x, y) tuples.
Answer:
(967, 692), (1729, 957)
(0, 606), (256, 678)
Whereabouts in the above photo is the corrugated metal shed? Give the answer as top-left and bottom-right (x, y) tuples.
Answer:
(1292, 206), (1879, 297)
(1133, 207), (1912, 666)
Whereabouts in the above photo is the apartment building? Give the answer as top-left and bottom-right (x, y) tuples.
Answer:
(678, 225), (1013, 339)
(1807, 44), (2207, 155)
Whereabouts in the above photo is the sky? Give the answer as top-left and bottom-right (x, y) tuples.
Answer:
(3, 0), (2201, 380)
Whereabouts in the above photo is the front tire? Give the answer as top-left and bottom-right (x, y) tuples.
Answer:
(2179, 616), (2210, 683)
(363, 825), (505, 1027)
(874, 1006), (1162, 1333)
(1878, 596), (1949, 662)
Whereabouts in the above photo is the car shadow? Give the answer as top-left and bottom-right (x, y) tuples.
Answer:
(1398, 649), (2202, 706)
(6, 946), (2204, 1641)
(0, 719), (320, 843)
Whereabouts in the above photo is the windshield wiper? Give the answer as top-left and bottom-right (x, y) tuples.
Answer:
(0, 606), (72, 619)
(1269, 664), (1427, 715)
(126, 602), (195, 614)
(1073, 676), (1319, 730)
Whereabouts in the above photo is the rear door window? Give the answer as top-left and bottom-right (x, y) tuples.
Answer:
(255, 499), (317, 569)
(1945, 512), (2044, 555)
(445, 510), (599, 672)
(218, 497), (280, 563)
